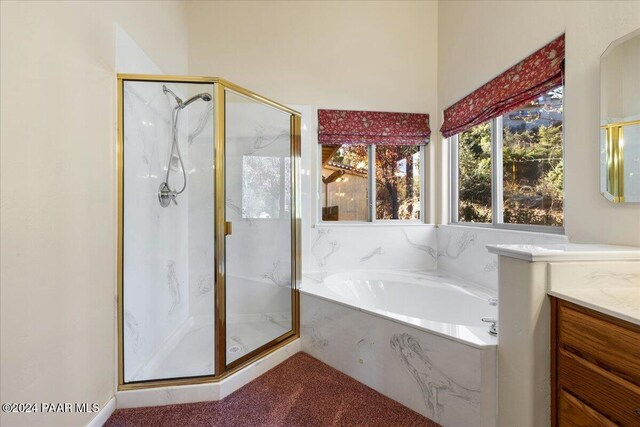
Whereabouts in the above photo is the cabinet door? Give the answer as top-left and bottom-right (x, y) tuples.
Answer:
(558, 389), (616, 427)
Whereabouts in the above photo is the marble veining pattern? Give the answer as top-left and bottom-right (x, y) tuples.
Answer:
(437, 225), (568, 291)
(196, 274), (213, 296)
(438, 230), (477, 259)
(483, 260), (498, 272)
(250, 125), (290, 154)
(311, 228), (340, 268)
(124, 309), (140, 354)
(585, 271), (639, 284)
(262, 261), (291, 287)
(188, 103), (214, 145)
(166, 261), (182, 315)
(360, 246), (385, 262)
(402, 229), (438, 260)
(391, 333), (480, 421)
(307, 226), (438, 273)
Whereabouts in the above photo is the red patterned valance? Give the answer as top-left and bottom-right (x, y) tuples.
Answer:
(440, 34), (565, 138)
(318, 109), (430, 145)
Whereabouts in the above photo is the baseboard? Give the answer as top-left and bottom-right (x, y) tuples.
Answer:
(86, 396), (116, 427)
(116, 338), (300, 408)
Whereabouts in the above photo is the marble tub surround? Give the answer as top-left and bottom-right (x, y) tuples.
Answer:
(301, 294), (496, 427)
(305, 224), (438, 272)
(491, 244), (640, 427)
(437, 225), (568, 291)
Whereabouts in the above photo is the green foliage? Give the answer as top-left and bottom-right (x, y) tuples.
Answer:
(458, 122), (492, 222)
(458, 121), (564, 226)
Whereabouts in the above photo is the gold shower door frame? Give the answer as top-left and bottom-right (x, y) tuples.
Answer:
(116, 74), (301, 390)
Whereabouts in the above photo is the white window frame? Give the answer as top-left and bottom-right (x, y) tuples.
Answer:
(318, 144), (427, 224)
(449, 116), (565, 234)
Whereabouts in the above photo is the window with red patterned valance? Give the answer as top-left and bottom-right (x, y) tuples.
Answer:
(440, 34), (565, 138)
(318, 109), (430, 145)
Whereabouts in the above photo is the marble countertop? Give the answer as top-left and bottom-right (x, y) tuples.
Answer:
(548, 287), (640, 326)
(545, 259), (640, 325)
(486, 243), (640, 262)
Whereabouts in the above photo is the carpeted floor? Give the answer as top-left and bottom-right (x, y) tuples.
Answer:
(105, 352), (439, 427)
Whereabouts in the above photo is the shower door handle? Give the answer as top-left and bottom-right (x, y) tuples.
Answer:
(225, 221), (233, 236)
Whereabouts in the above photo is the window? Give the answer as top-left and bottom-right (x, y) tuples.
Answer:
(321, 144), (369, 221)
(452, 86), (564, 229)
(320, 144), (423, 222)
(376, 145), (421, 220)
(457, 122), (492, 223)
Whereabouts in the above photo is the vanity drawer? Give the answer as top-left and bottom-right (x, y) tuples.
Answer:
(558, 389), (616, 427)
(558, 300), (640, 385)
(558, 349), (640, 426)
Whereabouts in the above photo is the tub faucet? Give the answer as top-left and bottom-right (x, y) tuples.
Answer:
(482, 317), (498, 336)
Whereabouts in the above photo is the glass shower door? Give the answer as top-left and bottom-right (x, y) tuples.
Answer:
(224, 89), (295, 366)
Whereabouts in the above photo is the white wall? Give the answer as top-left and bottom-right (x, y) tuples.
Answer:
(437, 0), (640, 246)
(601, 31), (640, 120)
(0, 1), (188, 425)
(187, 1), (438, 114)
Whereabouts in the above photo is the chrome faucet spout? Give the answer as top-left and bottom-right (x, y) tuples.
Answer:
(481, 317), (498, 336)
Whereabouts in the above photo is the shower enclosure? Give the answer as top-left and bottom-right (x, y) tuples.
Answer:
(117, 75), (301, 389)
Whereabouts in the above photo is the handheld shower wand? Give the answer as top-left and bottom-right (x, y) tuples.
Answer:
(159, 85), (212, 208)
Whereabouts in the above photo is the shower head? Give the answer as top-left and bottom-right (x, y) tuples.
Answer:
(163, 85), (212, 109)
(182, 93), (212, 107)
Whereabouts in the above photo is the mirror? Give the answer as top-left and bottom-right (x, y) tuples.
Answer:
(600, 28), (640, 203)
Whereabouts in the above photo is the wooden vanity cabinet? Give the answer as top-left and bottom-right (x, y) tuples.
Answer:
(551, 297), (640, 426)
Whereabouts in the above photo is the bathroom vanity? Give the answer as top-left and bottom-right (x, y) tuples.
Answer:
(487, 243), (640, 427)
(550, 297), (640, 426)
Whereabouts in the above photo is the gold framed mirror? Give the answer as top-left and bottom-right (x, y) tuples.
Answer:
(600, 28), (640, 203)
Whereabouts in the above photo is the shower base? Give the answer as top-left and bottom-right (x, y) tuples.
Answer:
(227, 313), (291, 364)
(115, 339), (301, 411)
(131, 313), (291, 382)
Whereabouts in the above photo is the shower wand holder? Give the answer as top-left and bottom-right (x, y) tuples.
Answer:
(158, 183), (178, 207)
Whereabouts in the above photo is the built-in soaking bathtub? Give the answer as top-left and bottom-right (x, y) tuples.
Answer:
(300, 270), (497, 427)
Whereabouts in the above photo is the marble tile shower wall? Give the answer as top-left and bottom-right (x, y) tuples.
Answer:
(436, 224), (569, 291)
(123, 82), (190, 381)
(187, 99), (215, 319)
